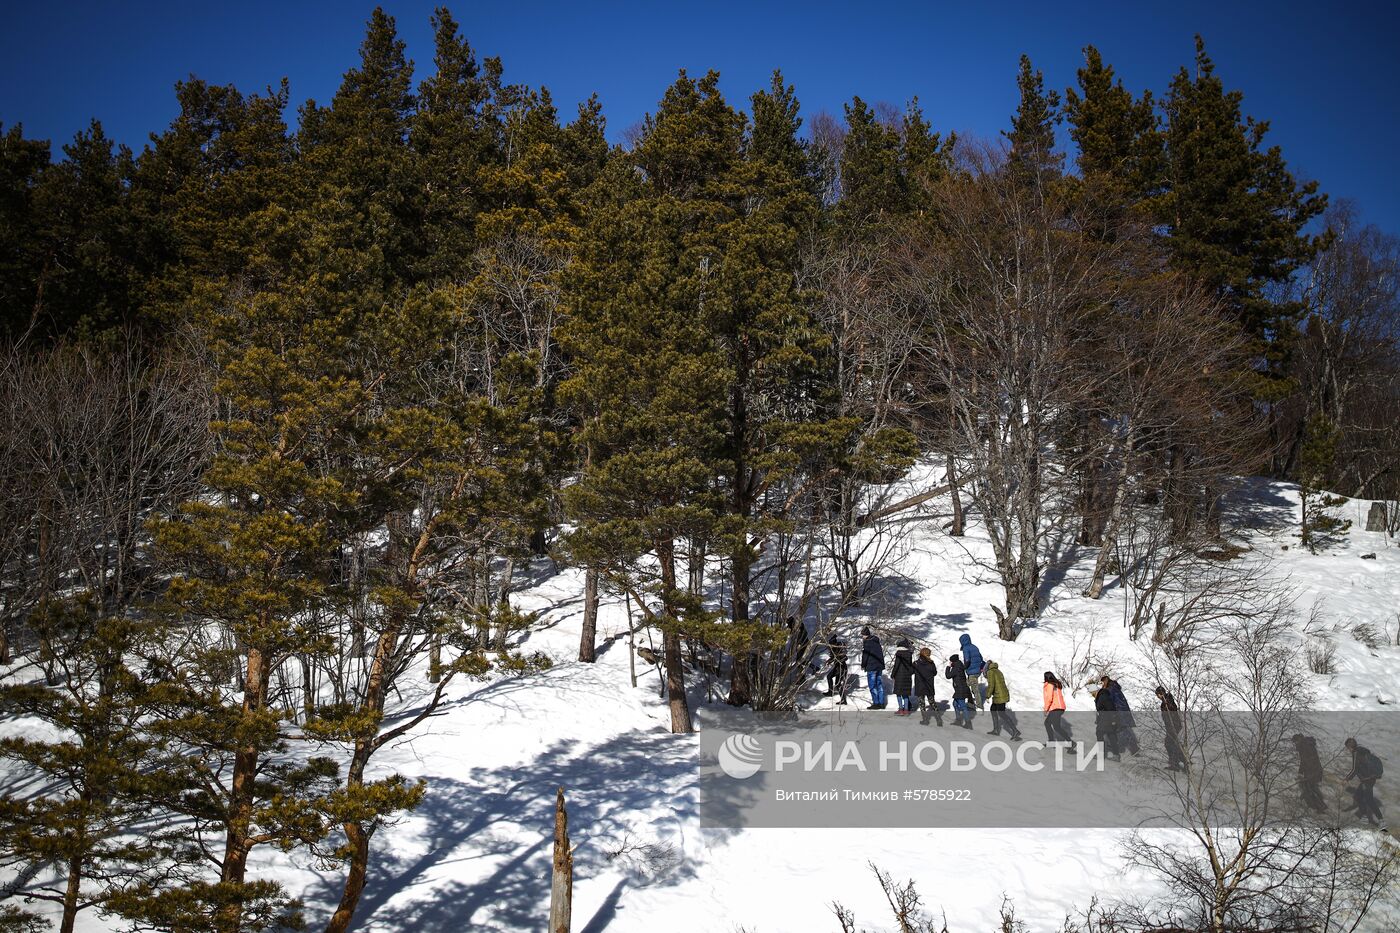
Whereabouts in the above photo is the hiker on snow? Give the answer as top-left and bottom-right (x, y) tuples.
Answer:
(823, 633), (848, 705)
(1093, 683), (1122, 761)
(890, 638), (916, 716)
(983, 660), (1021, 739)
(1043, 672), (1073, 744)
(1343, 737), (1385, 826)
(945, 654), (975, 729)
(786, 615), (810, 674)
(1101, 676), (1139, 755)
(914, 647), (942, 726)
(1293, 733), (1327, 813)
(959, 634), (985, 708)
(860, 627), (887, 710)
(1155, 686), (1186, 771)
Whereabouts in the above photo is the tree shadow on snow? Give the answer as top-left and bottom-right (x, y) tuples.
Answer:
(304, 728), (707, 932)
(1217, 477), (1298, 535)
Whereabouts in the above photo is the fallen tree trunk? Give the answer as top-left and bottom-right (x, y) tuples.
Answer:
(853, 482), (953, 530)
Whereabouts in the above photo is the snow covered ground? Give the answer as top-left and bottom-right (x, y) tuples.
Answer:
(17, 470), (1400, 931)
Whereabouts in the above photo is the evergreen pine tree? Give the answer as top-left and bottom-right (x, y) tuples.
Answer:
(411, 6), (500, 282)
(1064, 45), (1160, 200)
(0, 124), (51, 340)
(899, 97), (956, 214)
(131, 79), (297, 329)
(1004, 54), (1064, 185)
(0, 604), (180, 933)
(1157, 36), (1327, 400)
(838, 96), (907, 223)
(26, 122), (141, 341)
(559, 71), (743, 733)
(299, 7), (420, 290)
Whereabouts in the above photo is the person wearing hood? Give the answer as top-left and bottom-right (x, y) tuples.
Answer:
(1101, 676), (1139, 755)
(860, 627), (886, 710)
(913, 647), (942, 726)
(1155, 686), (1186, 771)
(1093, 684), (1122, 761)
(1043, 672), (1072, 744)
(959, 634), (986, 708)
(944, 654), (975, 729)
(983, 660), (1021, 740)
(890, 638), (916, 716)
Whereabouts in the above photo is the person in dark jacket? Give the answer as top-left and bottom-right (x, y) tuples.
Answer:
(890, 638), (916, 716)
(959, 634), (986, 708)
(1343, 737), (1385, 826)
(1292, 733), (1327, 813)
(823, 634), (849, 705)
(1101, 676), (1139, 755)
(913, 647), (942, 726)
(1093, 685), (1122, 761)
(945, 655), (975, 729)
(786, 616), (812, 677)
(860, 627), (886, 709)
(1155, 686), (1186, 771)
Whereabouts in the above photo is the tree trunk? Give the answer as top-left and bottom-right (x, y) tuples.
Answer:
(549, 787), (572, 933)
(725, 536), (753, 707)
(1084, 432), (1135, 600)
(324, 821), (370, 933)
(325, 612), (404, 933)
(946, 452), (964, 537)
(218, 645), (269, 932)
(657, 539), (692, 734)
(300, 653), (315, 722)
(578, 568), (598, 663)
(59, 850), (82, 933)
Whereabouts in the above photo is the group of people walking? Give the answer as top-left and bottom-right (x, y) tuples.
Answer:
(817, 626), (1385, 828)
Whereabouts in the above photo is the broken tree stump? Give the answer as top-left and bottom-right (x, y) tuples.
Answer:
(550, 786), (572, 933)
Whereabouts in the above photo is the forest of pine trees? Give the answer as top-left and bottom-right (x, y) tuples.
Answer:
(1, 7), (1398, 931)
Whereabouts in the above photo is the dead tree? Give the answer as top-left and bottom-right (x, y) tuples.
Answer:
(550, 787), (572, 933)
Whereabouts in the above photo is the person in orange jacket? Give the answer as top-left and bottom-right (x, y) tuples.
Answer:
(1042, 672), (1073, 745)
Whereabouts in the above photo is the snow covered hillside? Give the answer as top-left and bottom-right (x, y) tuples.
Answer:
(35, 472), (1400, 932)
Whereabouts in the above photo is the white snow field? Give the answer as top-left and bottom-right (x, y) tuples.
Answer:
(15, 470), (1400, 932)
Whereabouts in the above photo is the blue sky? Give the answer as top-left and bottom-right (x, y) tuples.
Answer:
(3, 1), (1397, 232)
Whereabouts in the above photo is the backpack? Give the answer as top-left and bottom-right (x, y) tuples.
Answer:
(1358, 748), (1384, 781)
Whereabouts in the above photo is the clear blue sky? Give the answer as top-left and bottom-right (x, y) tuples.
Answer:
(3, 0), (1397, 232)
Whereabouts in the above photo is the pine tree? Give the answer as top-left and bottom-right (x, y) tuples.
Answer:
(1064, 45), (1160, 200)
(314, 286), (552, 933)
(299, 7), (420, 290)
(131, 79), (297, 329)
(838, 97), (906, 223)
(0, 123), (51, 340)
(1157, 36), (1327, 400)
(899, 97), (956, 214)
(559, 71), (742, 733)
(411, 6), (500, 282)
(1298, 414), (1349, 551)
(25, 122), (142, 341)
(0, 603), (180, 933)
(1004, 54), (1063, 185)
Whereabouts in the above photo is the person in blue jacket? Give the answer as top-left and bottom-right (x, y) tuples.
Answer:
(1100, 676), (1139, 755)
(959, 634), (985, 708)
(860, 626), (887, 710)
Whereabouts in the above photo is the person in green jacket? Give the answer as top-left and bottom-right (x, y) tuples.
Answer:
(984, 660), (1022, 740)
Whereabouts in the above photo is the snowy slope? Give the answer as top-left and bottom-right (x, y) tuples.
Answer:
(20, 470), (1400, 932)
